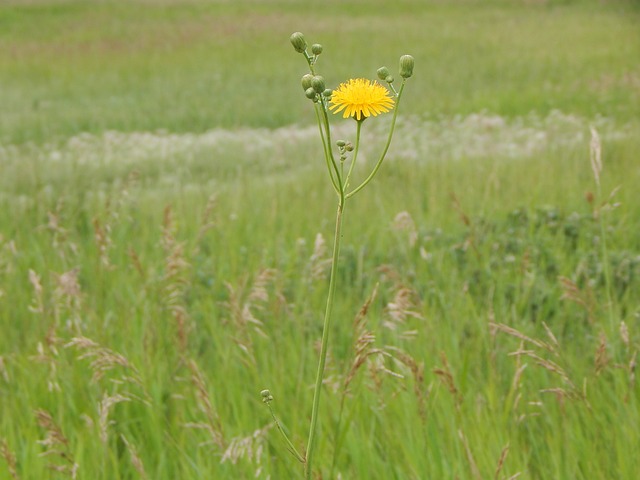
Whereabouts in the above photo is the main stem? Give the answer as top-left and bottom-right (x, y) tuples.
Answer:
(305, 200), (344, 479)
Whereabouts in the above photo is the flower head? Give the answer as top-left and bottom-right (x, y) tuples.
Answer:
(329, 78), (394, 121)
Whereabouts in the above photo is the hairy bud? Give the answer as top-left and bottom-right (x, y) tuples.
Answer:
(301, 73), (314, 90)
(290, 32), (307, 53)
(311, 75), (326, 93)
(399, 54), (415, 79)
(377, 66), (390, 81)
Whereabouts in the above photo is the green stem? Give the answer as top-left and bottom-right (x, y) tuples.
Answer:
(344, 120), (363, 191)
(267, 404), (306, 464)
(315, 103), (340, 194)
(346, 80), (406, 199)
(305, 198), (345, 479)
(320, 99), (344, 195)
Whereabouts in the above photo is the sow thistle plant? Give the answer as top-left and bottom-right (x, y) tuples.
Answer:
(261, 32), (413, 479)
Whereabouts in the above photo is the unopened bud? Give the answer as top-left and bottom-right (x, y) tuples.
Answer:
(311, 43), (323, 55)
(399, 54), (414, 78)
(385, 75), (394, 84)
(322, 88), (333, 97)
(260, 389), (271, 398)
(301, 74), (314, 90)
(305, 87), (317, 100)
(311, 75), (325, 93)
(377, 66), (390, 81)
(336, 140), (346, 148)
(290, 32), (307, 53)
(345, 143), (354, 152)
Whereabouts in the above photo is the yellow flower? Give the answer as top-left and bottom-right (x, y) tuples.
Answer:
(329, 78), (394, 121)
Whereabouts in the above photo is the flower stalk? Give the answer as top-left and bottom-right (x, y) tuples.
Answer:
(264, 32), (412, 478)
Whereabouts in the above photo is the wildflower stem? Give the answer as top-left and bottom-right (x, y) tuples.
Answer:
(344, 120), (363, 191)
(319, 101), (344, 196)
(267, 403), (306, 464)
(315, 103), (340, 194)
(346, 79), (406, 199)
(305, 197), (345, 479)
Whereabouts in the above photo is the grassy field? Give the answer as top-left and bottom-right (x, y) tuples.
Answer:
(1, 0), (640, 478)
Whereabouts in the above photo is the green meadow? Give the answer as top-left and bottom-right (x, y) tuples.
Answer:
(1, 0), (640, 478)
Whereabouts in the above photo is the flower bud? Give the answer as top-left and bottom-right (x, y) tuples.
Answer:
(301, 74), (314, 90)
(260, 390), (271, 398)
(311, 43), (323, 55)
(322, 88), (333, 97)
(377, 66), (390, 81)
(399, 54), (414, 78)
(385, 75), (394, 84)
(290, 32), (307, 53)
(311, 75), (325, 93)
(336, 140), (346, 148)
(345, 143), (354, 152)
(305, 87), (317, 100)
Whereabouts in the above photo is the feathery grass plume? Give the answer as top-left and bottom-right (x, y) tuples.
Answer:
(450, 192), (478, 254)
(221, 424), (272, 477)
(28, 269), (45, 316)
(34, 409), (78, 478)
(458, 429), (482, 480)
(489, 322), (557, 354)
(194, 193), (218, 251)
(184, 359), (226, 450)
(433, 351), (462, 409)
(386, 346), (430, 421)
(494, 443), (510, 480)
(120, 435), (149, 480)
(92, 217), (113, 269)
(308, 233), (331, 281)
(366, 353), (405, 403)
(507, 345), (573, 386)
(53, 268), (83, 333)
(222, 269), (275, 366)
(28, 269), (62, 391)
(32, 340), (61, 392)
(65, 336), (146, 393)
(343, 284), (382, 394)
(506, 339), (587, 408)
(42, 198), (78, 262)
(161, 205), (192, 355)
(330, 285), (386, 475)
(391, 211), (418, 248)
(558, 276), (595, 324)
(379, 265), (423, 339)
(508, 342), (528, 415)
(1, 438), (20, 480)
(108, 169), (140, 224)
(594, 332), (610, 375)
(619, 321), (630, 348)
(128, 247), (146, 279)
(97, 393), (131, 444)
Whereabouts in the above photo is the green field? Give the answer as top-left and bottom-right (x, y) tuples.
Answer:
(1, 0), (640, 478)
